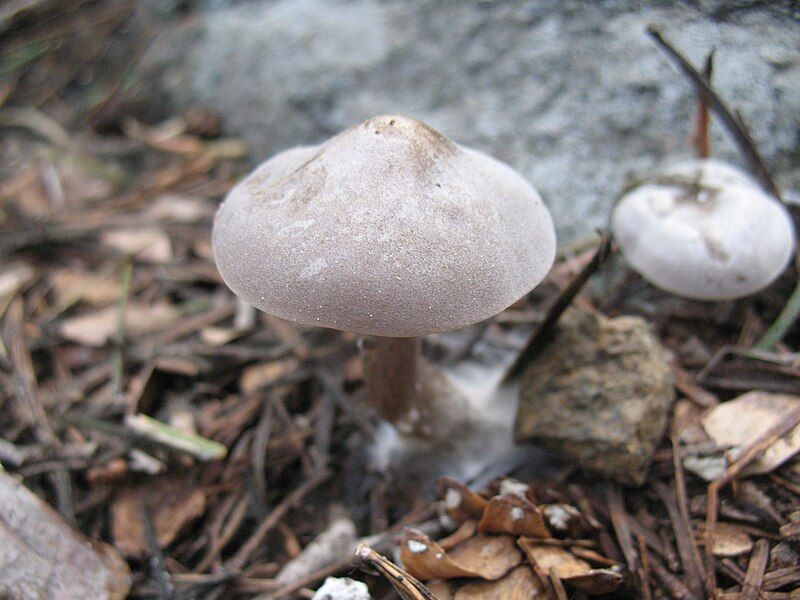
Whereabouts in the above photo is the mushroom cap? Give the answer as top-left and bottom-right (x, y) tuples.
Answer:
(658, 158), (758, 190)
(213, 115), (556, 336)
(612, 160), (795, 300)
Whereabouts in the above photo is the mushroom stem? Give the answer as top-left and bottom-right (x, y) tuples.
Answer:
(363, 336), (465, 438)
(363, 336), (419, 424)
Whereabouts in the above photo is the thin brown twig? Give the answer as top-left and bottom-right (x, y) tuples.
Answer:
(691, 51), (714, 159)
(226, 470), (329, 572)
(503, 232), (614, 382)
(646, 26), (781, 200)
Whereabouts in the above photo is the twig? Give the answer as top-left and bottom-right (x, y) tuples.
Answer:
(141, 504), (174, 600)
(742, 539), (769, 600)
(654, 482), (704, 600)
(649, 552), (698, 600)
(112, 258), (133, 394)
(503, 232), (614, 382)
(691, 52), (714, 159)
(226, 470), (329, 572)
(646, 26), (781, 200)
(606, 486), (643, 592)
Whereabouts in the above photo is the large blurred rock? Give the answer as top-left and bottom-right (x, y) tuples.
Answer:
(144, 1), (799, 243)
(514, 308), (674, 486)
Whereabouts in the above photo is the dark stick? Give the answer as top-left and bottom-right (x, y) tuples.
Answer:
(647, 26), (781, 200)
(503, 232), (614, 383)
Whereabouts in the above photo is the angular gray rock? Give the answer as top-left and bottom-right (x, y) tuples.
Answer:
(514, 308), (675, 486)
(143, 0), (799, 243)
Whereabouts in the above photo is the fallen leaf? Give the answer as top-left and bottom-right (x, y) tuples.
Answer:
(145, 194), (212, 223)
(0, 262), (35, 299)
(101, 228), (172, 263)
(111, 475), (207, 557)
(541, 504), (593, 538)
(426, 579), (455, 599)
(701, 391), (800, 475)
(0, 471), (130, 599)
(477, 494), (550, 538)
(518, 539), (591, 579)
(240, 358), (300, 394)
(438, 477), (488, 522)
(707, 523), (754, 557)
(438, 520), (477, 550)
(51, 269), (120, 306)
(59, 301), (178, 346)
(400, 529), (521, 581)
(564, 567), (624, 595)
(453, 565), (550, 599)
(518, 538), (622, 595)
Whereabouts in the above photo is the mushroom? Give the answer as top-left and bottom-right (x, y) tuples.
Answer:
(611, 158), (795, 300)
(213, 115), (556, 440)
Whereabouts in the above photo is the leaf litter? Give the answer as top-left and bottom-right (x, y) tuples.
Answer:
(0, 5), (799, 600)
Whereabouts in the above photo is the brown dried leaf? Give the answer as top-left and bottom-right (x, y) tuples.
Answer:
(400, 529), (522, 581)
(702, 391), (800, 475)
(0, 471), (130, 599)
(240, 358), (301, 395)
(426, 579), (455, 599)
(518, 538), (590, 578)
(51, 269), (121, 307)
(145, 194), (212, 223)
(453, 565), (551, 599)
(563, 568), (624, 595)
(111, 475), (206, 557)
(541, 504), (594, 538)
(477, 494), (550, 538)
(101, 228), (172, 263)
(710, 523), (753, 557)
(518, 538), (623, 595)
(438, 519), (477, 550)
(438, 477), (488, 522)
(400, 529), (481, 580)
(59, 301), (178, 346)
(0, 262), (35, 299)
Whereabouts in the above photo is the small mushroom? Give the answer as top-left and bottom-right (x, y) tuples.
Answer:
(611, 158), (795, 300)
(213, 115), (555, 439)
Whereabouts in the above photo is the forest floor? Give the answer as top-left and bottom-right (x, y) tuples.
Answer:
(0, 2), (798, 599)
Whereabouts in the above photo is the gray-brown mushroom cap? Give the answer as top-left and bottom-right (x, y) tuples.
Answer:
(212, 115), (556, 337)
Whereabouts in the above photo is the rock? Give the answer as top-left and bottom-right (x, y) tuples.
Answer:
(0, 471), (131, 599)
(142, 1), (799, 243)
(514, 308), (674, 486)
(312, 577), (372, 600)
